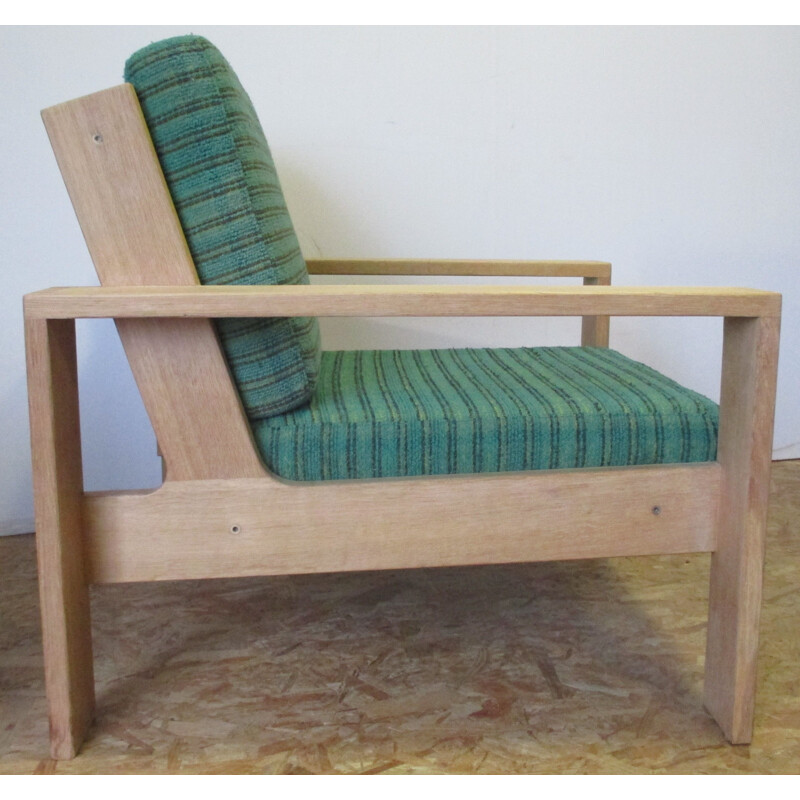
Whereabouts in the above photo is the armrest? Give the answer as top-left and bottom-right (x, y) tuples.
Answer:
(24, 284), (781, 320)
(306, 259), (612, 280)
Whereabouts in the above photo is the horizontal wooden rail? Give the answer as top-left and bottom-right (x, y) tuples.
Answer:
(24, 284), (781, 320)
(306, 259), (612, 278)
(84, 463), (721, 584)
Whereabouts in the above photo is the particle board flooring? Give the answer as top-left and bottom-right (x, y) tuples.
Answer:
(1, 460), (798, 774)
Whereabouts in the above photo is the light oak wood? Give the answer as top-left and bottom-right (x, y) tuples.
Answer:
(24, 318), (94, 760)
(4, 460), (800, 774)
(704, 316), (780, 743)
(24, 284), (782, 320)
(29, 79), (783, 757)
(41, 86), (194, 284)
(306, 258), (612, 278)
(581, 275), (611, 347)
(83, 464), (720, 584)
(41, 85), (262, 482)
(308, 260), (613, 346)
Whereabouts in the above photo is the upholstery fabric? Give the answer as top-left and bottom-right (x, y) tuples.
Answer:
(125, 35), (320, 419)
(125, 36), (719, 484)
(252, 346), (718, 481)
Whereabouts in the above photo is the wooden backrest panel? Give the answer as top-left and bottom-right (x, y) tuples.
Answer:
(42, 84), (266, 481)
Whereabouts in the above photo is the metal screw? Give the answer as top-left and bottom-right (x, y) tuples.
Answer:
(230, 524), (241, 534)
(92, 133), (103, 144)
(652, 506), (661, 516)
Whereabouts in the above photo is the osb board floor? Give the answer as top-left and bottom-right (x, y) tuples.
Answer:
(1, 462), (798, 774)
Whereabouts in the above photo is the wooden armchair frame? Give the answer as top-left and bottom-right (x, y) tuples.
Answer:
(26, 84), (781, 759)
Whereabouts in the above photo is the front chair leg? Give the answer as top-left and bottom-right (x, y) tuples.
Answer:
(704, 315), (780, 743)
(25, 317), (95, 759)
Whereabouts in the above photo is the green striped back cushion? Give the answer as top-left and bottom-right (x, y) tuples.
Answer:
(124, 35), (320, 419)
(252, 346), (718, 480)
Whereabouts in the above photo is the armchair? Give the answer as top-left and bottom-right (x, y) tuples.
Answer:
(26, 36), (780, 759)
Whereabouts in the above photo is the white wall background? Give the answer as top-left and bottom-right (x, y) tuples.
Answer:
(2, 25), (798, 535)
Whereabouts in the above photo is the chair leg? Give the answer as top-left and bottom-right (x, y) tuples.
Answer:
(704, 316), (780, 744)
(25, 318), (95, 759)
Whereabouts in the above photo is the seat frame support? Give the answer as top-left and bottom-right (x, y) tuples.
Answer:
(27, 84), (781, 758)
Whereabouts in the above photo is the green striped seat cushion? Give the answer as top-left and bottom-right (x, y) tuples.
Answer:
(252, 346), (718, 481)
(124, 35), (320, 419)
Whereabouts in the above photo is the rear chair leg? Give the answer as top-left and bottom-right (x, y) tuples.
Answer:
(25, 317), (95, 759)
(704, 316), (779, 743)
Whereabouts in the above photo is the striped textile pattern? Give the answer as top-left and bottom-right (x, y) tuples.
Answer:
(124, 35), (320, 419)
(252, 346), (719, 481)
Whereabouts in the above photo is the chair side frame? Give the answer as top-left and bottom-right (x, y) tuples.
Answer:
(28, 84), (781, 758)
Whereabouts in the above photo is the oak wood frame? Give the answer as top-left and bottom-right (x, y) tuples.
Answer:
(27, 84), (781, 758)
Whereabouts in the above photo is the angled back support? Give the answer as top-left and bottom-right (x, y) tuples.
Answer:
(42, 84), (265, 480)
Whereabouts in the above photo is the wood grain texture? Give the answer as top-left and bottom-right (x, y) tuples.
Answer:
(41, 85), (263, 482)
(704, 316), (781, 743)
(308, 260), (613, 348)
(83, 464), (720, 584)
(306, 259), (612, 278)
(41, 85), (195, 282)
(4, 461), (800, 773)
(23, 284), (782, 320)
(24, 318), (94, 759)
(581, 275), (611, 347)
(32, 79), (784, 759)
